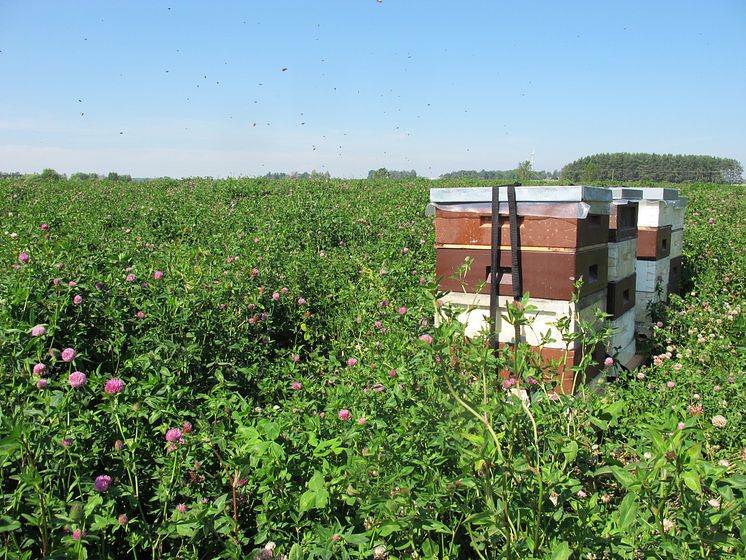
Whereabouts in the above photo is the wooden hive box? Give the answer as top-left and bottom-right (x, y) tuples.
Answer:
(431, 186), (612, 300)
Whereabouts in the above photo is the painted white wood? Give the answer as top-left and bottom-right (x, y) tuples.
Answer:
(670, 229), (684, 258)
(608, 238), (637, 281)
(437, 289), (606, 349)
(638, 200), (676, 227)
(636, 257), (670, 293)
(608, 308), (635, 351)
(430, 186), (612, 204)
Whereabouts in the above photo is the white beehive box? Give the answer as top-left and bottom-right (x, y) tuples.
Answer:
(615, 337), (637, 367)
(608, 308), (635, 352)
(635, 290), (667, 323)
(636, 256), (671, 293)
(608, 238), (637, 282)
(638, 200), (676, 228)
(670, 229), (684, 259)
(437, 289), (606, 349)
(672, 198), (688, 230)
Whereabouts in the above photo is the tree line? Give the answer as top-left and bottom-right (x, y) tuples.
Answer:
(440, 167), (559, 181)
(560, 153), (743, 184)
(367, 168), (418, 179)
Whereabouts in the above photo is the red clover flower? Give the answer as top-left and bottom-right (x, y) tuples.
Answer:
(61, 347), (77, 362)
(68, 371), (87, 388)
(94, 474), (112, 492)
(104, 378), (125, 395)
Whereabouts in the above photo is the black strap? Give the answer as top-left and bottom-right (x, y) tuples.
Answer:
(507, 184), (522, 301)
(507, 185), (522, 350)
(489, 185), (500, 353)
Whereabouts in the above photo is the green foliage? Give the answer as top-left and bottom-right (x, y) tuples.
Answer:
(441, 168), (557, 181)
(561, 153), (744, 184)
(366, 168), (418, 179)
(0, 176), (743, 558)
(516, 160), (533, 184)
(106, 172), (133, 182)
(261, 170), (331, 180)
(70, 172), (101, 181)
(39, 168), (64, 181)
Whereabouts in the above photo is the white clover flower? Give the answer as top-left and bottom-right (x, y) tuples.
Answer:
(711, 415), (727, 428)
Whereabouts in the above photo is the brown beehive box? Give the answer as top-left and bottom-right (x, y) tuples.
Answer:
(607, 274), (636, 319)
(637, 226), (672, 260)
(436, 245), (608, 300)
(435, 210), (609, 248)
(498, 343), (605, 395)
(608, 201), (638, 242)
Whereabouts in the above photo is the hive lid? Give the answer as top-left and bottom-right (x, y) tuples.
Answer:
(608, 187), (643, 200)
(429, 185), (612, 204)
(636, 187), (680, 200)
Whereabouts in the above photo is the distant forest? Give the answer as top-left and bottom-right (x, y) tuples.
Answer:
(560, 153), (743, 184)
(440, 168), (559, 180)
(261, 171), (331, 180)
(3, 153), (743, 184)
(367, 168), (419, 179)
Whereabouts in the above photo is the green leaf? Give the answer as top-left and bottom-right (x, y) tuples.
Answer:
(461, 431), (484, 447)
(84, 494), (103, 517)
(610, 466), (636, 489)
(176, 522), (197, 537)
(727, 475), (746, 489)
(299, 471), (329, 513)
(288, 543), (304, 560)
(212, 493), (228, 512)
(616, 493), (638, 531)
(686, 442), (702, 464)
(589, 416), (608, 430)
(0, 516), (21, 533)
(465, 511), (494, 526)
(90, 514), (110, 531)
(422, 537), (439, 559)
(562, 440), (579, 464)
(649, 429), (666, 455)
(343, 533), (368, 546)
(308, 471), (326, 492)
(299, 490), (316, 514)
(379, 521), (401, 537)
(422, 518), (451, 534)
(550, 541), (571, 560)
(682, 469), (702, 494)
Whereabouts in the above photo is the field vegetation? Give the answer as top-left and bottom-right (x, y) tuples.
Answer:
(0, 176), (744, 559)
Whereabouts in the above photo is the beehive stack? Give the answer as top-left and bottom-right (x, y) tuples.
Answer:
(431, 186), (612, 393)
(668, 195), (688, 294)
(635, 188), (684, 332)
(606, 188), (641, 367)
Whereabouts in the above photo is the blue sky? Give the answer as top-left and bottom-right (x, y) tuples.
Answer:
(1, 1), (744, 178)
